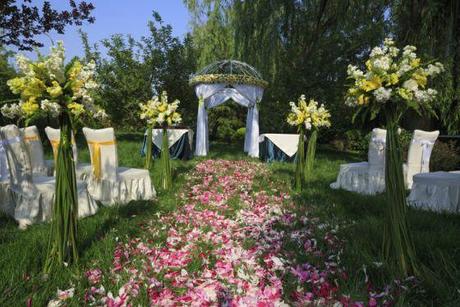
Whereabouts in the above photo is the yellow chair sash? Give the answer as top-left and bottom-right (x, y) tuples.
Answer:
(49, 139), (76, 162)
(87, 140), (116, 180)
(23, 135), (40, 142)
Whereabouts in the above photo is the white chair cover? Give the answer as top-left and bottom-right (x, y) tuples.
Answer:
(82, 127), (156, 205)
(404, 130), (439, 189)
(44, 127), (92, 180)
(408, 171), (460, 213)
(0, 131), (14, 216)
(20, 126), (52, 176)
(330, 128), (387, 195)
(1, 125), (97, 228)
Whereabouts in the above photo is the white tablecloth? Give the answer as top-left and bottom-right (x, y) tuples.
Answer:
(408, 171), (460, 213)
(259, 134), (299, 157)
(145, 129), (194, 149)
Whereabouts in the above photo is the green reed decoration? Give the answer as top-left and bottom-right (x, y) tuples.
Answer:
(160, 128), (172, 190)
(304, 128), (318, 182)
(144, 126), (153, 169)
(295, 127), (305, 192)
(44, 111), (78, 273)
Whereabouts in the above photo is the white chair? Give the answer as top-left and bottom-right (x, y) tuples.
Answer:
(330, 128), (387, 195)
(1, 124), (98, 229)
(44, 127), (92, 180)
(404, 130), (439, 189)
(82, 127), (156, 205)
(20, 126), (54, 176)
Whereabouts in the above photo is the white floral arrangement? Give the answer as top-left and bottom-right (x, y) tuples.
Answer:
(1, 41), (107, 122)
(287, 95), (331, 130)
(345, 38), (444, 114)
(139, 91), (182, 127)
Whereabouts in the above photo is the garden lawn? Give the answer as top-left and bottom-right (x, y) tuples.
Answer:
(0, 134), (459, 305)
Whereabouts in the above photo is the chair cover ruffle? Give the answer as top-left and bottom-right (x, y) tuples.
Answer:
(407, 172), (460, 213)
(87, 167), (155, 205)
(13, 177), (98, 226)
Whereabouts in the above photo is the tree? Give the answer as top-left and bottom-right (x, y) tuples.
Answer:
(0, 0), (95, 50)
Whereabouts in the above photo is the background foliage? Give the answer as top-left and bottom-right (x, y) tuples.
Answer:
(0, 1), (459, 140)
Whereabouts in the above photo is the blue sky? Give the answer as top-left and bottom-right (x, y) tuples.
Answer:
(18, 0), (191, 60)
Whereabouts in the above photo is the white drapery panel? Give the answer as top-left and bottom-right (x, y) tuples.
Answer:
(194, 83), (264, 157)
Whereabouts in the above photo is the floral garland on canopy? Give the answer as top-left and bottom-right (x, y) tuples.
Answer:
(345, 37), (444, 276)
(3, 41), (107, 272)
(189, 74), (268, 88)
(139, 91), (182, 189)
(287, 95), (331, 191)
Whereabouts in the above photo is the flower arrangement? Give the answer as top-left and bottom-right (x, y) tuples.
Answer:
(287, 95), (331, 191)
(139, 91), (181, 189)
(4, 41), (106, 272)
(189, 74), (269, 88)
(345, 38), (444, 276)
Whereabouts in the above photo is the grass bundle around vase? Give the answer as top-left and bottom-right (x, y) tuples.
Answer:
(2, 41), (107, 273)
(287, 95), (331, 191)
(345, 37), (444, 276)
(139, 91), (182, 190)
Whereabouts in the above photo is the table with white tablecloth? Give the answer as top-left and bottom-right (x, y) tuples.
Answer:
(141, 128), (194, 160)
(259, 133), (300, 162)
(407, 171), (460, 213)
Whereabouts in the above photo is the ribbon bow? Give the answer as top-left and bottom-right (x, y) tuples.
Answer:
(412, 139), (435, 171)
(87, 140), (116, 180)
(371, 137), (386, 153)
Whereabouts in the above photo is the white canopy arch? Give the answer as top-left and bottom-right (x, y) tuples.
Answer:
(190, 60), (267, 157)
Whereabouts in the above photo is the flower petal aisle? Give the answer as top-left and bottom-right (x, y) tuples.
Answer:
(82, 160), (414, 306)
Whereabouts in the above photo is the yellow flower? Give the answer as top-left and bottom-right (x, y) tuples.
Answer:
(357, 94), (369, 105)
(7, 77), (26, 94)
(361, 76), (382, 92)
(68, 60), (82, 80)
(412, 71), (427, 88)
(46, 81), (63, 98)
(365, 60), (372, 70)
(22, 77), (46, 99)
(397, 88), (413, 101)
(68, 102), (85, 117)
(158, 103), (167, 113)
(21, 97), (39, 116)
(410, 58), (421, 68)
(388, 73), (399, 85)
(348, 87), (359, 95)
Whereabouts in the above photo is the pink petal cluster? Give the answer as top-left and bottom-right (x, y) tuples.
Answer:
(77, 160), (417, 306)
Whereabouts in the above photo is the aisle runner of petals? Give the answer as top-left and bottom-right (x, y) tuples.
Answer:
(80, 160), (415, 306)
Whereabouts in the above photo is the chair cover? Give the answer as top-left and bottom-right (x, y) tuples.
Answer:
(44, 127), (92, 180)
(408, 171), (460, 213)
(330, 128), (387, 195)
(20, 126), (53, 176)
(404, 130), (439, 189)
(1, 125), (97, 228)
(0, 130), (14, 216)
(82, 127), (155, 205)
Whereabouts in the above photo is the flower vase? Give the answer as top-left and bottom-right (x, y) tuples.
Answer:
(44, 111), (79, 273)
(295, 127), (305, 192)
(144, 126), (153, 169)
(304, 128), (318, 182)
(160, 128), (172, 190)
(383, 110), (418, 276)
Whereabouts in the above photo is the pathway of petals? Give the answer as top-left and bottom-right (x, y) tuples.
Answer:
(83, 160), (413, 306)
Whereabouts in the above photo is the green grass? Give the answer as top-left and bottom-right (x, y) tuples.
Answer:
(0, 136), (459, 305)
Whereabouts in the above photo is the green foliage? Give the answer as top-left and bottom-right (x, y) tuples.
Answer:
(79, 11), (196, 130)
(208, 102), (245, 142)
(231, 127), (246, 142)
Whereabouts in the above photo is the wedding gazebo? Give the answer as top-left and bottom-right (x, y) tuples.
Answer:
(190, 60), (268, 157)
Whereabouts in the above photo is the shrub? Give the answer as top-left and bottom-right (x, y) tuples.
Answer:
(232, 127), (246, 142)
(430, 140), (460, 171)
(344, 129), (369, 152)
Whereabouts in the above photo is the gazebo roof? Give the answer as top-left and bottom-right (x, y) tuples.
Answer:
(189, 60), (268, 88)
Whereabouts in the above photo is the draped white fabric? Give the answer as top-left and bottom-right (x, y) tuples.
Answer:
(194, 83), (264, 157)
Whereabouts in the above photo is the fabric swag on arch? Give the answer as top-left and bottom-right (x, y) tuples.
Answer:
(194, 83), (264, 157)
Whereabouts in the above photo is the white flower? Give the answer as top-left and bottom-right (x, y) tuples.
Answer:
(373, 56), (391, 71)
(347, 65), (364, 79)
(414, 88), (438, 103)
(384, 37), (395, 46)
(403, 79), (418, 91)
(370, 47), (384, 57)
(1, 103), (24, 119)
(40, 99), (61, 117)
(373, 87), (392, 102)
